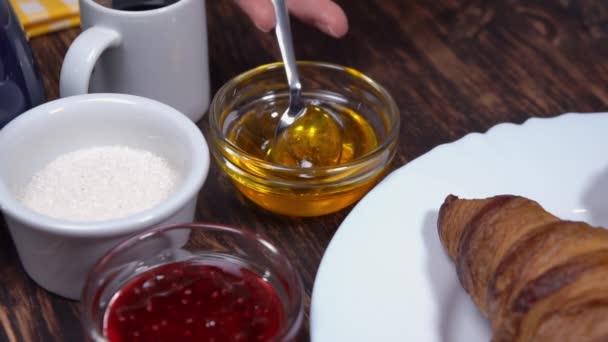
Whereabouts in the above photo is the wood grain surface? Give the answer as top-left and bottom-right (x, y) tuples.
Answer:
(2, 0), (608, 341)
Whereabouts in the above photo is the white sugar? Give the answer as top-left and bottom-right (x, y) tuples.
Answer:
(20, 146), (180, 222)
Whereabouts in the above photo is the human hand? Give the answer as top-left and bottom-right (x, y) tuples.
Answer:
(234, 0), (348, 38)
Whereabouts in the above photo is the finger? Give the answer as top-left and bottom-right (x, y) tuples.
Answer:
(234, 0), (276, 32)
(287, 0), (349, 38)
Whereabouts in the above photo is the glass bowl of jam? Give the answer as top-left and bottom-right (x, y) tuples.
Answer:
(209, 61), (400, 216)
(82, 223), (304, 341)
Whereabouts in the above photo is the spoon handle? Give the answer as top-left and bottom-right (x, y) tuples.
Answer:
(271, 0), (302, 95)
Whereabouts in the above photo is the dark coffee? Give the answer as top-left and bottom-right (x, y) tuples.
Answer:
(111, 0), (179, 11)
(118, 4), (165, 11)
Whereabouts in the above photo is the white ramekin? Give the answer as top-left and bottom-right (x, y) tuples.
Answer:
(0, 94), (209, 299)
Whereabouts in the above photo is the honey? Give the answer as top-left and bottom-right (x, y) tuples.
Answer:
(227, 98), (378, 167)
(220, 94), (385, 216)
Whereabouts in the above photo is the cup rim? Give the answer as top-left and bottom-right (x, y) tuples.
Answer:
(0, 93), (209, 238)
(83, 0), (190, 17)
(209, 61), (401, 173)
(82, 222), (305, 341)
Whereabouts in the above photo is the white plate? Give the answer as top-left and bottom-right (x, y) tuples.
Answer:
(311, 113), (608, 342)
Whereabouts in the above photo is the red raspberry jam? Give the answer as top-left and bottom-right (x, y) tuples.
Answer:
(104, 260), (285, 341)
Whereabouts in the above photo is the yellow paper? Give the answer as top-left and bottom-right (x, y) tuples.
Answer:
(8, 0), (80, 38)
(25, 15), (80, 37)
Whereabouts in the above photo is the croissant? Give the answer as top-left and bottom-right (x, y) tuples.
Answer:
(438, 194), (608, 342)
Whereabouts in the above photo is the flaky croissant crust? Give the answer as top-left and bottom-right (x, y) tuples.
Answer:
(438, 195), (608, 342)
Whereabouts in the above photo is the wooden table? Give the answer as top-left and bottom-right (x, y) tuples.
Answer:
(2, 0), (608, 340)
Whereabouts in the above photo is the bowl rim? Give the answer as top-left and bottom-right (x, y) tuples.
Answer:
(0, 93), (209, 238)
(209, 61), (400, 173)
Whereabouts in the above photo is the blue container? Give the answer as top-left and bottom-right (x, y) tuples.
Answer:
(0, 0), (45, 128)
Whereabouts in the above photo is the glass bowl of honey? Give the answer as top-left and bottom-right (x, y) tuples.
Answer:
(209, 61), (399, 216)
(81, 223), (304, 341)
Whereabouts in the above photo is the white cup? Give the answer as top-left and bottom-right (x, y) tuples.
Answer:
(0, 94), (209, 300)
(60, 0), (209, 122)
